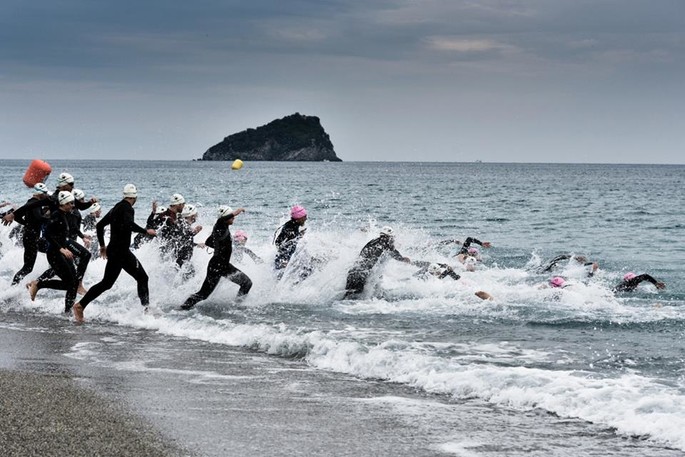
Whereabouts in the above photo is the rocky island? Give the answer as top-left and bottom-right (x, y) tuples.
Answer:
(200, 113), (342, 162)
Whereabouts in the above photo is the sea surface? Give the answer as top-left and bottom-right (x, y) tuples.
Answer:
(1, 160), (684, 456)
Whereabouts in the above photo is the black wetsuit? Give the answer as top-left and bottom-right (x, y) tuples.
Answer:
(132, 209), (160, 249)
(174, 219), (198, 278)
(274, 219), (304, 271)
(458, 237), (485, 255)
(613, 274), (661, 293)
(37, 207), (92, 283)
(35, 209), (78, 312)
(540, 254), (596, 277)
(414, 263), (461, 281)
(11, 196), (49, 285)
(78, 199), (150, 309)
(181, 217), (252, 309)
(345, 235), (406, 297)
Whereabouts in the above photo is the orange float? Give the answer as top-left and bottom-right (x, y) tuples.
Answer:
(22, 159), (52, 187)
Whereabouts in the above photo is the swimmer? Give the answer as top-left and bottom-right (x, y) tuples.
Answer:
(232, 230), (263, 264)
(27, 191), (79, 312)
(10, 183), (50, 285)
(72, 184), (156, 323)
(344, 226), (411, 298)
(613, 272), (665, 293)
(180, 206), (252, 310)
(274, 205), (307, 275)
(540, 254), (599, 277)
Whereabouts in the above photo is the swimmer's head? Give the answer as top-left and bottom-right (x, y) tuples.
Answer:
(72, 188), (85, 201)
(181, 204), (197, 218)
(233, 230), (248, 244)
(57, 172), (74, 187)
(467, 247), (479, 256)
(123, 184), (138, 198)
(155, 205), (167, 215)
(380, 226), (394, 238)
(549, 276), (566, 288)
(290, 205), (307, 221)
(624, 272), (637, 282)
(33, 183), (49, 195)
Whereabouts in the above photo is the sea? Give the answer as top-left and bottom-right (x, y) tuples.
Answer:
(1, 160), (684, 456)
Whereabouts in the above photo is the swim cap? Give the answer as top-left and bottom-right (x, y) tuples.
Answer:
(58, 190), (74, 205)
(380, 226), (394, 237)
(155, 205), (167, 215)
(467, 247), (479, 256)
(291, 205), (307, 220)
(218, 205), (234, 219)
(623, 272), (637, 282)
(33, 183), (49, 194)
(181, 204), (197, 218)
(170, 193), (185, 206)
(123, 184), (138, 198)
(549, 276), (566, 288)
(234, 230), (248, 242)
(57, 172), (74, 186)
(72, 188), (85, 201)
(90, 202), (101, 213)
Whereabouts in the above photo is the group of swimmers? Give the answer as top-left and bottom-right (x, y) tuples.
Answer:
(1, 172), (667, 323)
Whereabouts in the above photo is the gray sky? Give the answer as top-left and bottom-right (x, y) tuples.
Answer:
(1, 1), (683, 163)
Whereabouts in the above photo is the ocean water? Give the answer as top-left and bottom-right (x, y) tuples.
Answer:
(1, 160), (684, 456)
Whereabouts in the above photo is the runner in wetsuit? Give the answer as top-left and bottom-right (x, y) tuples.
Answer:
(72, 184), (156, 323)
(180, 206), (252, 310)
(175, 203), (203, 278)
(10, 184), (50, 285)
(35, 189), (93, 294)
(344, 226), (411, 298)
(27, 191), (79, 312)
(132, 200), (165, 249)
(232, 230), (263, 264)
(613, 272), (666, 293)
(157, 193), (186, 257)
(273, 205), (307, 276)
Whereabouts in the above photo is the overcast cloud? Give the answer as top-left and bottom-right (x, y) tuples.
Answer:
(1, 0), (683, 163)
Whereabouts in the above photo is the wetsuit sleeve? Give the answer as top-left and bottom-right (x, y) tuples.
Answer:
(146, 211), (155, 228)
(244, 247), (263, 263)
(541, 254), (572, 272)
(459, 237), (484, 255)
(389, 248), (405, 261)
(76, 200), (93, 211)
(125, 207), (147, 235)
(96, 210), (113, 246)
(12, 199), (46, 225)
(635, 274), (659, 287)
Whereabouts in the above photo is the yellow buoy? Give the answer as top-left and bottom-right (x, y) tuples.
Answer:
(231, 159), (244, 170)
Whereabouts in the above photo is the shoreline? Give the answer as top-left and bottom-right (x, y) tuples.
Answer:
(0, 369), (189, 457)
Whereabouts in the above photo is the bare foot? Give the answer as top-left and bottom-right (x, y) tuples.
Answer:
(475, 291), (493, 301)
(77, 283), (88, 295)
(73, 302), (85, 323)
(27, 281), (39, 301)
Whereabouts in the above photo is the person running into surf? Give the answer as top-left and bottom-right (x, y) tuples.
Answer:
(232, 230), (263, 264)
(9, 183), (51, 285)
(613, 272), (665, 293)
(273, 205), (307, 277)
(27, 191), (80, 313)
(344, 226), (411, 299)
(72, 184), (156, 323)
(180, 206), (252, 310)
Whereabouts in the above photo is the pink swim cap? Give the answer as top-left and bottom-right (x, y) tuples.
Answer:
(291, 205), (307, 220)
(467, 247), (479, 255)
(623, 272), (637, 281)
(233, 230), (248, 242)
(549, 276), (566, 288)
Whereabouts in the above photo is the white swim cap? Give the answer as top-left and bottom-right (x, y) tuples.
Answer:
(380, 226), (394, 237)
(218, 205), (234, 219)
(33, 183), (49, 194)
(170, 193), (185, 206)
(155, 205), (167, 215)
(181, 204), (197, 218)
(428, 263), (442, 275)
(72, 188), (85, 201)
(57, 172), (74, 186)
(58, 190), (75, 205)
(123, 184), (138, 198)
(90, 202), (101, 213)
